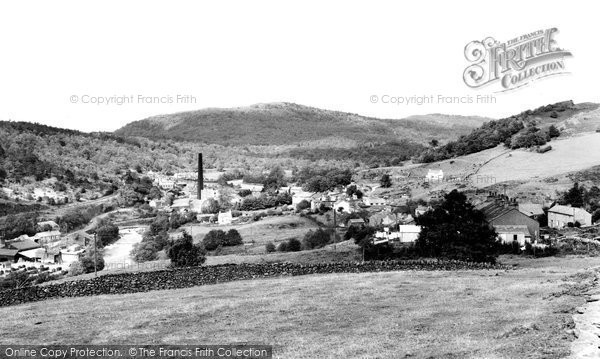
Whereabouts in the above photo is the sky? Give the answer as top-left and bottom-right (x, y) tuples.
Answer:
(0, 0), (597, 132)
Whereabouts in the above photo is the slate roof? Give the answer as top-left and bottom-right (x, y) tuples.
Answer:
(518, 203), (545, 217)
(7, 239), (41, 251)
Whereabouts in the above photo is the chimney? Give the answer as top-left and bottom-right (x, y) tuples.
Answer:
(197, 153), (203, 200)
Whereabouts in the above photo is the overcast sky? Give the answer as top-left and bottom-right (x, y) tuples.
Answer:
(0, 0), (597, 132)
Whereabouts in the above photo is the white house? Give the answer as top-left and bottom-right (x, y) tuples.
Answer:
(494, 225), (530, 246)
(374, 225), (421, 245)
(32, 231), (62, 245)
(548, 205), (592, 228)
(226, 179), (244, 187)
(333, 200), (354, 213)
(37, 220), (59, 231)
(426, 169), (444, 182)
(218, 210), (233, 225)
(157, 178), (175, 190)
(363, 197), (387, 206)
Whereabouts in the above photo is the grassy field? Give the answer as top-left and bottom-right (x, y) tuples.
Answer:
(185, 215), (321, 254)
(4, 256), (600, 358)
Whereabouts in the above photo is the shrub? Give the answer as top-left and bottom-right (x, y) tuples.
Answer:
(287, 238), (302, 252)
(167, 232), (206, 267)
(302, 228), (332, 250)
(265, 242), (276, 253)
(277, 241), (288, 252)
(296, 200), (311, 212)
(224, 229), (243, 246)
(131, 241), (159, 262)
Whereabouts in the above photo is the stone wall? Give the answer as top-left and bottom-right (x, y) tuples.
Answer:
(0, 260), (509, 307)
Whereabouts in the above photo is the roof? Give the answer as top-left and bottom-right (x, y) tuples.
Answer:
(18, 248), (46, 259)
(348, 218), (365, 224)
(518, 203), (544, 217)
(478, 202), (518, 221)
(494, 225), (530, 236)
(548, 204), (591, 217)
(171, 198), (190, 208)
(0, 248), (18, 257)
(8, 239), (41, 251)
(37, 220), (59, 228)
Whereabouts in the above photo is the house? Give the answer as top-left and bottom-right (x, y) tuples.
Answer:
(363, 197), (387, 206)
(171, 198), (190, 212)
(333, 200), (355, 213)
(0, 248), (18, 263)
(548, 205), (592, 228)
(494, 225), (530, 246)
(426, 169), (444, 182)
(414, 205), (431, 217)
(157, 178), (175, 190)
(149, 199), (165, 209)
(398, 225), (421, 243)
(7, 238), (41, 252)
(17, 248), (61, 263)
(373, 225), (421, 245)
(61, 244), (85, 265)
(32, 230), (61, 245)
(518, 203), (545, 220)
(348, 218), (366, 227)
(369, 212), (397, 227)
(218, 210), (233, 225)
(292, 190), (314, 206)
(226, 179), (244, 187)
(240, 183), (264, 194)
(37, 220), (60, 231)
(478, 202), (540, 241)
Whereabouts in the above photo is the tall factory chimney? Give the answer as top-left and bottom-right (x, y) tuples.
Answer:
(197, 153), (203, 200)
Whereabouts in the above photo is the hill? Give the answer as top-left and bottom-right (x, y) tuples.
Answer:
(115, 102), (491, 146)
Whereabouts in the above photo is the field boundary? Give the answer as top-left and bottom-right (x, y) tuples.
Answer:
(0, 260), (510, 307)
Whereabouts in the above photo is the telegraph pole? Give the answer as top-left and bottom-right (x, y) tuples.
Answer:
(94, 233), (97, 277)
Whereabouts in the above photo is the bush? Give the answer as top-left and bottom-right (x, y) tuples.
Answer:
(265, 242), (276, 253)
(224, 229), (243, 246)
(202, 229), (244, 250)
(302, 228), (332, 250)
(131, 241), (159, 262)
(167, 232), (206, 267)
(277, 241), (288, 252)
(287, 238), (302, 252)
(296, 200), (311, 212)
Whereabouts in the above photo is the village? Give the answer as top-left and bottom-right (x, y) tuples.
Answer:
(1, 151), (596, 284)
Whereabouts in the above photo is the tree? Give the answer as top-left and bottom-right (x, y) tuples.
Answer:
(548, 125), (560, 138)
(168, 231), (206, 267)
(346, 185), (363, 199)
(202, 229), (227, 251)
(430, 139), (439, 147)
(202, 198), (220, 214)
(561, 182), (585, 208)
(265, 242), (276, 253)
(302, 228), (332, 250)
(415, 190), (499, 263)
(79, 244), (105, 273)
(96, 221), (119, 246)
(131, 241), (159, 262)
(380, 174), (392, 188)
(225, 229), (243, 246)
(287, 238), (302, 252)
(296, 199), (311, 211)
